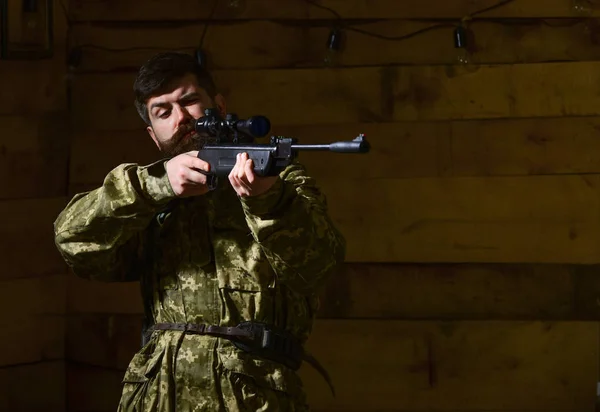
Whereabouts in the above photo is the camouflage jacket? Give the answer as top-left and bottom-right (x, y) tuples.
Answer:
(54, 159), (346, 410)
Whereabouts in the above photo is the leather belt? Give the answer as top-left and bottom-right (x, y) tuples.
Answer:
(149, 321), (335, 396)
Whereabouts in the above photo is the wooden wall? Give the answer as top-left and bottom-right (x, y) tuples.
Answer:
(0, 0), (69, 409)
(6, 0), (600, 410)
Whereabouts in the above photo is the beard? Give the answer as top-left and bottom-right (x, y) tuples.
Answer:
(159, 120), (208, 157)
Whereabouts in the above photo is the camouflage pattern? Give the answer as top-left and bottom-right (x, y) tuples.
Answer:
(54, 158), (346, 411)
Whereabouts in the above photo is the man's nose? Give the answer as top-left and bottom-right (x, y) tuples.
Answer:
(174, 105), (192, 125)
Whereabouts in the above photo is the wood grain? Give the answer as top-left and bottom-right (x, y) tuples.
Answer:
(0, 361), (65, 411)
(299, 320), (598, 410)
(67, 262), (600, 320)
(64, 173), (600, 264)
(66, 316), (599, 411)
(70, 62), (600, 131)
(320, 174), (600, 263)
(67, 117), (600, 191)
(66, 362), (124, 412)
(0, 60), (67, 115)
(70, 19), (600, 71)
(67, 0), (600, 21)
(0, 197), (69, 278)
(0, 276), (66, 367)
(0, 113), (70, 200)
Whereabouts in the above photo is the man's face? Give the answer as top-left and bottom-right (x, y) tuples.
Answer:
(146, 73), (226, 157)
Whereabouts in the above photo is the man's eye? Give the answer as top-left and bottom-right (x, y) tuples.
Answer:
(184, 98), (199, 106)
(158, 111), (170, 119)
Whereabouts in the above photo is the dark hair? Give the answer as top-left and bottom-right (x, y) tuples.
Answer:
(133, 52), (217, 125)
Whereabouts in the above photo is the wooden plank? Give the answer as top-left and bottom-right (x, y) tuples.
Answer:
(0, 361), (65, 411)
(68, 275), (143, 315)
(299, 320), (599, 410)
(447, 116), (600, 177)
(320, 263), (581, 320)
(67, 362), (124, 412)
(0, 276), (66, 367)
(65, 173), (600, 264)
(0, 197), (69, 278)
(67, 314), (141, 371)
(68, 117), (600, 190)
(68, 263), (600, 320)
(67, 0), (600, 21)
(71, 62), (600, 131)
(65, 317), (600, 410)
(70, 19), (600, 71)
(318, 175), (600, 263)
(0, 113), (70, 199)
(0, 60), (67, 115)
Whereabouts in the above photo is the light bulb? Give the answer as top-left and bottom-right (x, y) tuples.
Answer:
(227, 0), (246, 14)
(456, 48), (471, 65)
(453, 25), (471, 65)
(324, 28), (343, 67)
(572, 0), (593, 16)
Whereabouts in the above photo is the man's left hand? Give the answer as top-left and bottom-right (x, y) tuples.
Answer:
(229, 152), (278, 197)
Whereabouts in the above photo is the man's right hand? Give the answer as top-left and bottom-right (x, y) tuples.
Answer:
(165, 150), (211, 197)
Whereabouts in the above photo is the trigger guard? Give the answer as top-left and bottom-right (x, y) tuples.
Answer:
(206, 174), (218, 191)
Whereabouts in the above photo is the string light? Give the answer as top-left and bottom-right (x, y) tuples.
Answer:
(305, 0), (517, 67)
(572, 0), (594, 16)
(61, 0), (600, 71)
(324, 27), (343, 67)
(453, 24), (470, 65)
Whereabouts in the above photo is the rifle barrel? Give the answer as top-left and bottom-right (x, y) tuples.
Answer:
(293, 140), (369, 153)
(290, 144), (330, 150)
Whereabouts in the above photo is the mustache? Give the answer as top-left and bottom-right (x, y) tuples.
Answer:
(173, 121), (196, 140)
(171, 121), (218, 149)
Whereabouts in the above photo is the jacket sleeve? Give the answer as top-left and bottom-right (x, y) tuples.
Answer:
(53, 160), (176, 282)
(239, 162), (346, 295)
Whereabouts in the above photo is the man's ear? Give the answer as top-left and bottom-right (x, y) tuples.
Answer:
(147, 126), (161, 150)
(214, 93), (227, 117)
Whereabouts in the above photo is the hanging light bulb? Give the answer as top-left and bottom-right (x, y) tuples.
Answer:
(572, 0), (593, 16)
(324, 28), (343, 67)
(227, 0), (246, 14)
(454, 24), (471, 65)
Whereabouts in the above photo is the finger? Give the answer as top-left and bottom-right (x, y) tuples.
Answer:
(244, 158), (255, 184)
(230, 154), (252, 195)
(182, 167), (208, 186)
(184, 155), (211, 172)
(228, 153), (242, 187)
(237, 153), (248, 181)
(236, 154), (252, 190)
(184, 150), (199, 157)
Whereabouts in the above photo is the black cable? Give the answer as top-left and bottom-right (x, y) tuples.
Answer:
(305, 0), (518, 41)
(199, 0), (220, 48)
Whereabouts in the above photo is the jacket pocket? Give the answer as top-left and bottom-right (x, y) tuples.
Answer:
(122, 340), (165, 384)
(217, 343), (305, 399)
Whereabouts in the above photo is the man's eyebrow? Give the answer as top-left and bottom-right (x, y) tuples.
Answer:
(150, 101), (170, 111)
(150, 92), (200, 112)
(179, 92), (201, 101)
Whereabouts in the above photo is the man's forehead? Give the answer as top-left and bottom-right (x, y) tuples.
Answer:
(147, 75), (205, 106)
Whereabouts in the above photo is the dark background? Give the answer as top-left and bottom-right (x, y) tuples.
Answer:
(2, 0), (600, 410)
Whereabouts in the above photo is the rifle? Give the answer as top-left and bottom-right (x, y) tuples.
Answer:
(195, 108), (370, 189)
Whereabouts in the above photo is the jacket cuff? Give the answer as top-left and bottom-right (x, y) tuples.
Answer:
(137, 159), (177, 205)
(239, 177), (287, 217)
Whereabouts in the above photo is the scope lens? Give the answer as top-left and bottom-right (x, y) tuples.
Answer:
(246, 116), (271, 137)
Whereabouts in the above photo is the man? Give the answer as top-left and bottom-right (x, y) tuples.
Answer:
(53, 52), (346, 411)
